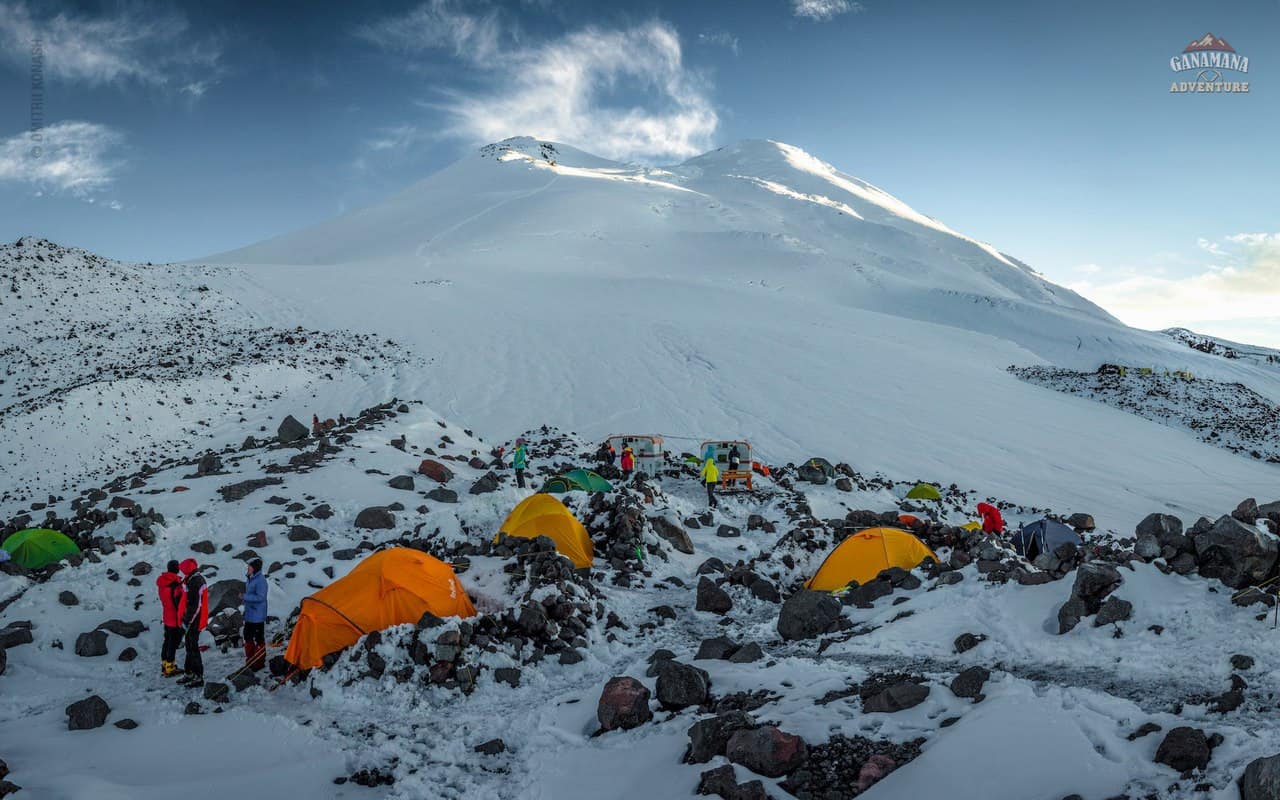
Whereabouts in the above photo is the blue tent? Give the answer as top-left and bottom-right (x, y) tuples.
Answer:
(1011, 519), (1082, 561)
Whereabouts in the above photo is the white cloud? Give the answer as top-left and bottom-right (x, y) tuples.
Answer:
(698, 30), (740, 56)
(1073, 263), (1102, 274)
(449, 22), (717, 162)
(360, 5), (718, 163)
(352, 124), (437, 172)
(0, 1), (221, 90)
(0, 121), (123, 198)
(1072, 233), (1280, 333)
(792, 0), (866, 22)
(356, 0), (503, 64)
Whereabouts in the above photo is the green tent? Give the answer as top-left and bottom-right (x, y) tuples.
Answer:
(562, 469), (613, 492)
(540, 469), (614, 494)
(905, 482), (942, 501)
(2, 528), (81, 570)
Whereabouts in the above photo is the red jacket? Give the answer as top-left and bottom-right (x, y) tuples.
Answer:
(977, 502), (1004, 534)
(620, 451), (635, 470)
(156, 572), (186, 627)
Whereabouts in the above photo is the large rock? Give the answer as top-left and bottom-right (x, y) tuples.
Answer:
(417, 459), (454, 483)
(469, 472), (500, 495)
(355, 506), (395, 530)
(1195, 515), (1279, 589)
(777, 590), (841, 641)
(218, 477), (283, 502)
(686, 711), (756, 763)
(426, 488), (458, 503)
(655, 660), (711, 710)
(1240, 754), (1280, 800)
(96, 619), (146, 638)
(388, 475), (415, 491)
(696, 577), (733, 615)
(1094, 596), (1133, 626)
(208, 579), (245, 615)
(66, 695), (110, 730)
(649, 516), (695, 555)
(725, 726), (808, 778)
(1155, 727), (1211, 773)
(1137, 513), (1186, 549)
(862, 682), (930, 713)
(696, 636), (739, 661)
(597, 676), (653, 732)
(74, 630), (108, 657)
(1057, 597), (1089, 634)
(1070, 563), (1123, 613)
(287, 525), (320, 542)
(950, 667), (990, 700)
(277, 415), (309, 443)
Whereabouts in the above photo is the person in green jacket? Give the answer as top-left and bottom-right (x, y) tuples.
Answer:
(701, 457), (719, 509)
(513, 438), (529, 488)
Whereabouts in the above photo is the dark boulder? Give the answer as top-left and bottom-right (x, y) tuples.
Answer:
(862, 682), (930, 713)
(729, 643), (764, 664)
(277, 415), (308, 443)
(950, 667), (990, 700)
(597, 676), (653, 732)
(96, 619), (146, 638)
(469, 472), (500, 495)
(953, 632), (986, 653)
(1094, 596), (1133, 626)
(287, 525), (320, 542)
(777, 590), (841, 641)
(1155, 727), (1211, 773)
(656, 660), (711, 710)
(725, 725), (808, 778)
(426, 488), (459, 503)
(388, 476), (415, 491)
(649, 516), (695, 555)
(355, 507), (395, 530)
(1071, 562), (1123, 612)
(74, 630), (108, 657)
(696, 577), (733, 615)
(686, 711), (756, 763)
(1240, 754), (1280, 800)
(696, 636), (739, 661)
(66, 695), (110, 730)
(1195, 515), (1279, 589)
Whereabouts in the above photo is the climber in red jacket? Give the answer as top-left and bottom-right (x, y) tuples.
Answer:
(156, 560), (186, 677)
(977, 502), (1005, 534)
(178, 558), (209, 687)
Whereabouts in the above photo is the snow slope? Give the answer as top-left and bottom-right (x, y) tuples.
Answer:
(197, 137), (1280, 532)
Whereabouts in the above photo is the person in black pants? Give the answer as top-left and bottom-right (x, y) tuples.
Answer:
(156, 560), (186, 677)
(178, 558), (208, 687)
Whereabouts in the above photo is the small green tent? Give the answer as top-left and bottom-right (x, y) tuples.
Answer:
(2, 528), (81, 569)
(540, 469), (613, 494)
(905, 482), (942, 501)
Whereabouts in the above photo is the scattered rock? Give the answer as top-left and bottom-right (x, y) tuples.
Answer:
(74, 630), (108, 657)
(726, 725), (808, 778)
(354, 507), (395, 530)
(1155, 727), (1211, 773)
(597, 676), (653, 732)
(474, 738), (506, 756)
(777, 590), (841, 641)
(1240, 753), (1280, 800)
(862, 682), (930, 713)
(1195, 515), (1280, 589)
(950, 667), (990, 700)
(696, 577), (733, 615)
(417, 460), (454, 483)
(66, 695), (110, 730)
(953, 632), (986, 653)
(277, 415), (309, 443)
(686, 711), (756, 764)
(1231, 654), (1255, 671)
(388, 475), (415, 491)
(656, 660), (712, 710)
(58, 590), (78, 606)
(470, 472), (500, 495)
(1094, 596), (1133, 626)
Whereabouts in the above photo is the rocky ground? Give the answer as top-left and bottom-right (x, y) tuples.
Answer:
(1010, 365), (1280, 464)
(4, 395), (1280, 799)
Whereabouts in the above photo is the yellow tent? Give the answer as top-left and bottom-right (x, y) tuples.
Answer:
(284, 548), (475, 670)
(495, 494), (594, 568)
(806, 527), (938, 591)
(960, 521), (982, 532)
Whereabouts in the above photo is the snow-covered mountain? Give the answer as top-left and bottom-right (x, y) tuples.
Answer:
(8, 137), (1280, 800)
(200, 136), (1280, 530)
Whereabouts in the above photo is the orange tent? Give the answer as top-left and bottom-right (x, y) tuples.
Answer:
(806, 527), (938, 592)
(284, 548), (475, 669)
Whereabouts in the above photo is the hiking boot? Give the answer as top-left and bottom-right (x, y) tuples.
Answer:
(178, 673), (204, 687)
(161, 661), (183, 678)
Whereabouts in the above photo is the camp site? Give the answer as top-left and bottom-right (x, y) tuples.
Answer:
(4, 4), (1280, 798)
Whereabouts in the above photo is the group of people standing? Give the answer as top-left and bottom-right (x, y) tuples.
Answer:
(155, 556), (267, 688)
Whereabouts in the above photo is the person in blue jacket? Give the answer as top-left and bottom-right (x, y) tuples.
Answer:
(242, 558), (268, 670)
(512, 438), (529, 488)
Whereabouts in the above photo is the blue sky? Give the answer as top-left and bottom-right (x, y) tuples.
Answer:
(1, 0), (1277, 341)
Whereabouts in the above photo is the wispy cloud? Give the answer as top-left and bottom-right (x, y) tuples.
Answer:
(352, 124), (436, 172)
(0, 121), (124, 198)
(359, 5), (718, 163)
(792, 0), (866, 22)
(1072, 233), (1280, 332)
(355, 0), (504, 64)
(698, 30), (740, 56)
(0, 1), (222, 91)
